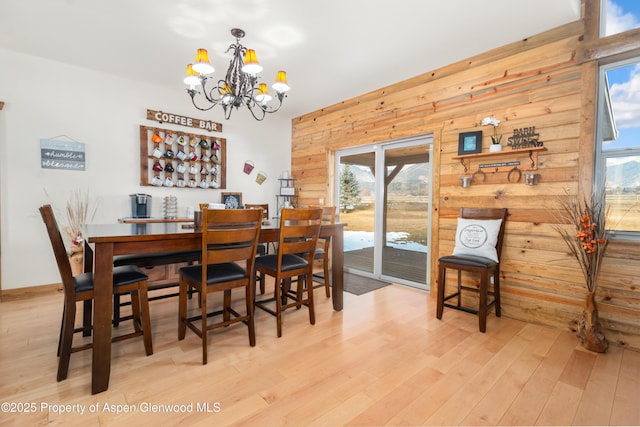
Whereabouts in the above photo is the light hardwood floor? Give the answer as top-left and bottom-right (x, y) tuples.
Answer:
(1, 280), (638, 426)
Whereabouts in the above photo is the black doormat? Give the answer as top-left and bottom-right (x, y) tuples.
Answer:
(314, 272), (391, 295)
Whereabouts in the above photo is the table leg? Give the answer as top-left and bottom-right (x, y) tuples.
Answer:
(91, 242), (114, 394)
(331, 229), (344, 311)
(82, 241), (94, 337)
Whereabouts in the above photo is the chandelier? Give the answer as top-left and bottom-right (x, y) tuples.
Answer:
(183, 28), (290, 121)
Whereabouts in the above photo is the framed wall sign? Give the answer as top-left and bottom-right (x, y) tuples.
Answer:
(458, 131), (483, 155)
(221, 192), (242, 209)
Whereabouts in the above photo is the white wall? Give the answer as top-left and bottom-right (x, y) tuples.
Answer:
(0, 48), (292, 290)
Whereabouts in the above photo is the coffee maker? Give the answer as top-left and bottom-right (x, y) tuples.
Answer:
(130, 194), (151, 218)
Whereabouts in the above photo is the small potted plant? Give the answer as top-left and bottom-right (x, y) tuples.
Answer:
(481, 116), (503, 152)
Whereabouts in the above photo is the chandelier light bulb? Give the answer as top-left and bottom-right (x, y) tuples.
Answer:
(192, 48), (214, 75)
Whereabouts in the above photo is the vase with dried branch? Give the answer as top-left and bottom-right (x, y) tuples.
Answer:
(554, 189), (609, 353)
(63, 189), (98, 247)
(62, 189), (98, 275)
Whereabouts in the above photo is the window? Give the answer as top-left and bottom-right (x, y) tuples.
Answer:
(601, 0), (640, 36)
(596, 59), (640, 239)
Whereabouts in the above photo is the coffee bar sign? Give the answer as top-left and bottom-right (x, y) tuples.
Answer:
(147, 109), (222, 133)
(40, 138), (86, 171)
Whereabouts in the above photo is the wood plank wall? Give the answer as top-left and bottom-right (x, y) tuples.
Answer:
(290, 18), (640, 351)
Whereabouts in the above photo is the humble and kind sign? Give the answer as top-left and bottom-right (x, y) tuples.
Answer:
(40, 138), (85, 171)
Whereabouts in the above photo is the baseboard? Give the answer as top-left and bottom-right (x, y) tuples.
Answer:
(1, 283), (62, 302)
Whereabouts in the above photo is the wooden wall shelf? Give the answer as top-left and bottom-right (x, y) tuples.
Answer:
(453, 146), (547, 173)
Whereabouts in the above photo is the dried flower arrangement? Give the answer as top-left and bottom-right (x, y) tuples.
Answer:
(62, 188), (98, 248)
(554, 189), (609, 352)
(555, 191), (609, 293)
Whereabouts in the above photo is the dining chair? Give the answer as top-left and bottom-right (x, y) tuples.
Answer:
(254, 207), (323, 337)
(436, 207), (508, 332)
(177, 208), (262, 364)
(245, 203), (273, 296)
(310, 206), (336, 297)
(39, 204), (153, 382)
(244, 203), (269, 220)
(245, 203), (270, 256)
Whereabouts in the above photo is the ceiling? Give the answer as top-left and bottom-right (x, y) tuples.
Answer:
(0, 0), (581, 120)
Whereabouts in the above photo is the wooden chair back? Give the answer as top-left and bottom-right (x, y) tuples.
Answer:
(245, 204), (269, 221)
(309, 206), (336, 297)
(310, 205), (336, 253)
(39, 205), (76, 298)
(277, 207), (323, 265)
(320, 206), (336, 224)
(198, 203), (227, 210)
(201, 208), (263, 273)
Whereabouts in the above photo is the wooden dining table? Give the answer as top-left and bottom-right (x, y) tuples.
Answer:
(82, 221), (345, 394)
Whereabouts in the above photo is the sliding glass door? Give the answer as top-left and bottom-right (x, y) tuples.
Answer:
(337, 149), (376, 275)
(335, 136), (432, 290)
(381, 143), (430, 285)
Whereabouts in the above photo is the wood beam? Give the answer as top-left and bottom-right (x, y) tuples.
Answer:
(578, 0), (640, 64)
(578, 27), (640, 64)
(582, 0), (599, 43)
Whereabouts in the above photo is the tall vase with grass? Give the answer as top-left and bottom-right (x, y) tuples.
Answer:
(63, 189), (98, 276)
(554, 189), (609, 353)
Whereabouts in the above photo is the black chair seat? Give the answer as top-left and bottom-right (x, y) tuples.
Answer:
(255, 254), (308, 272)
(179, 262), (247, 285)
(299, 249), (325, 259)
(73, 273), (95, 293)
(74, 265), (148, 293)
(439, 255), (497, 269)
(113, 265), (151, 285)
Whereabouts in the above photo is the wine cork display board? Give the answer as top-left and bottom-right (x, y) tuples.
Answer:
(139, 125), (227, 189)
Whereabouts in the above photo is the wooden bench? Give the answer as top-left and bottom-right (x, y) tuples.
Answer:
(113, 250), (201, 325)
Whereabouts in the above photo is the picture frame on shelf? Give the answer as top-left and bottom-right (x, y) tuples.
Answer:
(458, 131), (483, 155)
(221, 192), (242, 209)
